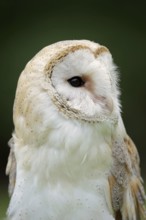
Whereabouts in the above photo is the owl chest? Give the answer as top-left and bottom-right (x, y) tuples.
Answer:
(8, 173), (114, 220)
(8, 143), (114, 220)
(8, 124), (114, 219)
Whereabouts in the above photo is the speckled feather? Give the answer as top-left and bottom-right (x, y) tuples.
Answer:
(109, 134), (146, 220)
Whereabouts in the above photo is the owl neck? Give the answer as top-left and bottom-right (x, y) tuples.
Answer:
(15, 119), (115, 185)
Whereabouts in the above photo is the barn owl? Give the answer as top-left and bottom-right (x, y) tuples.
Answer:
(6, 40), (146, 220)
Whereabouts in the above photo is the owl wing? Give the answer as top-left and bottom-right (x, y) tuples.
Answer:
(6, 137), (16, 196)
(109, 134), (146, 220)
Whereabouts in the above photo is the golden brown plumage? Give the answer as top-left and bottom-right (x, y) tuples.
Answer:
(109, 135), (146, 220)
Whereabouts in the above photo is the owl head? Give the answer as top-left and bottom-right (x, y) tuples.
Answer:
(13, 40), (120, 141)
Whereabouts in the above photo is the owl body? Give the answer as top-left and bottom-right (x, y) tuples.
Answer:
(8, 120), (115, 220)
(6, 40), (146, 220)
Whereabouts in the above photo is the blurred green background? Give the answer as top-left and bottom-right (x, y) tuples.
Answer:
(0, 0), (146, 219)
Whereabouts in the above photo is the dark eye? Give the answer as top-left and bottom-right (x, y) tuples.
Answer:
(67, 76), (85, 87)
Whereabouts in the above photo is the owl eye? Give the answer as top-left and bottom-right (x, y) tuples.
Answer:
(67, 76), (85, 87)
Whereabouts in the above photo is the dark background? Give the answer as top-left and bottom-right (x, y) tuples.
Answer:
(0, 0), (146, 218)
